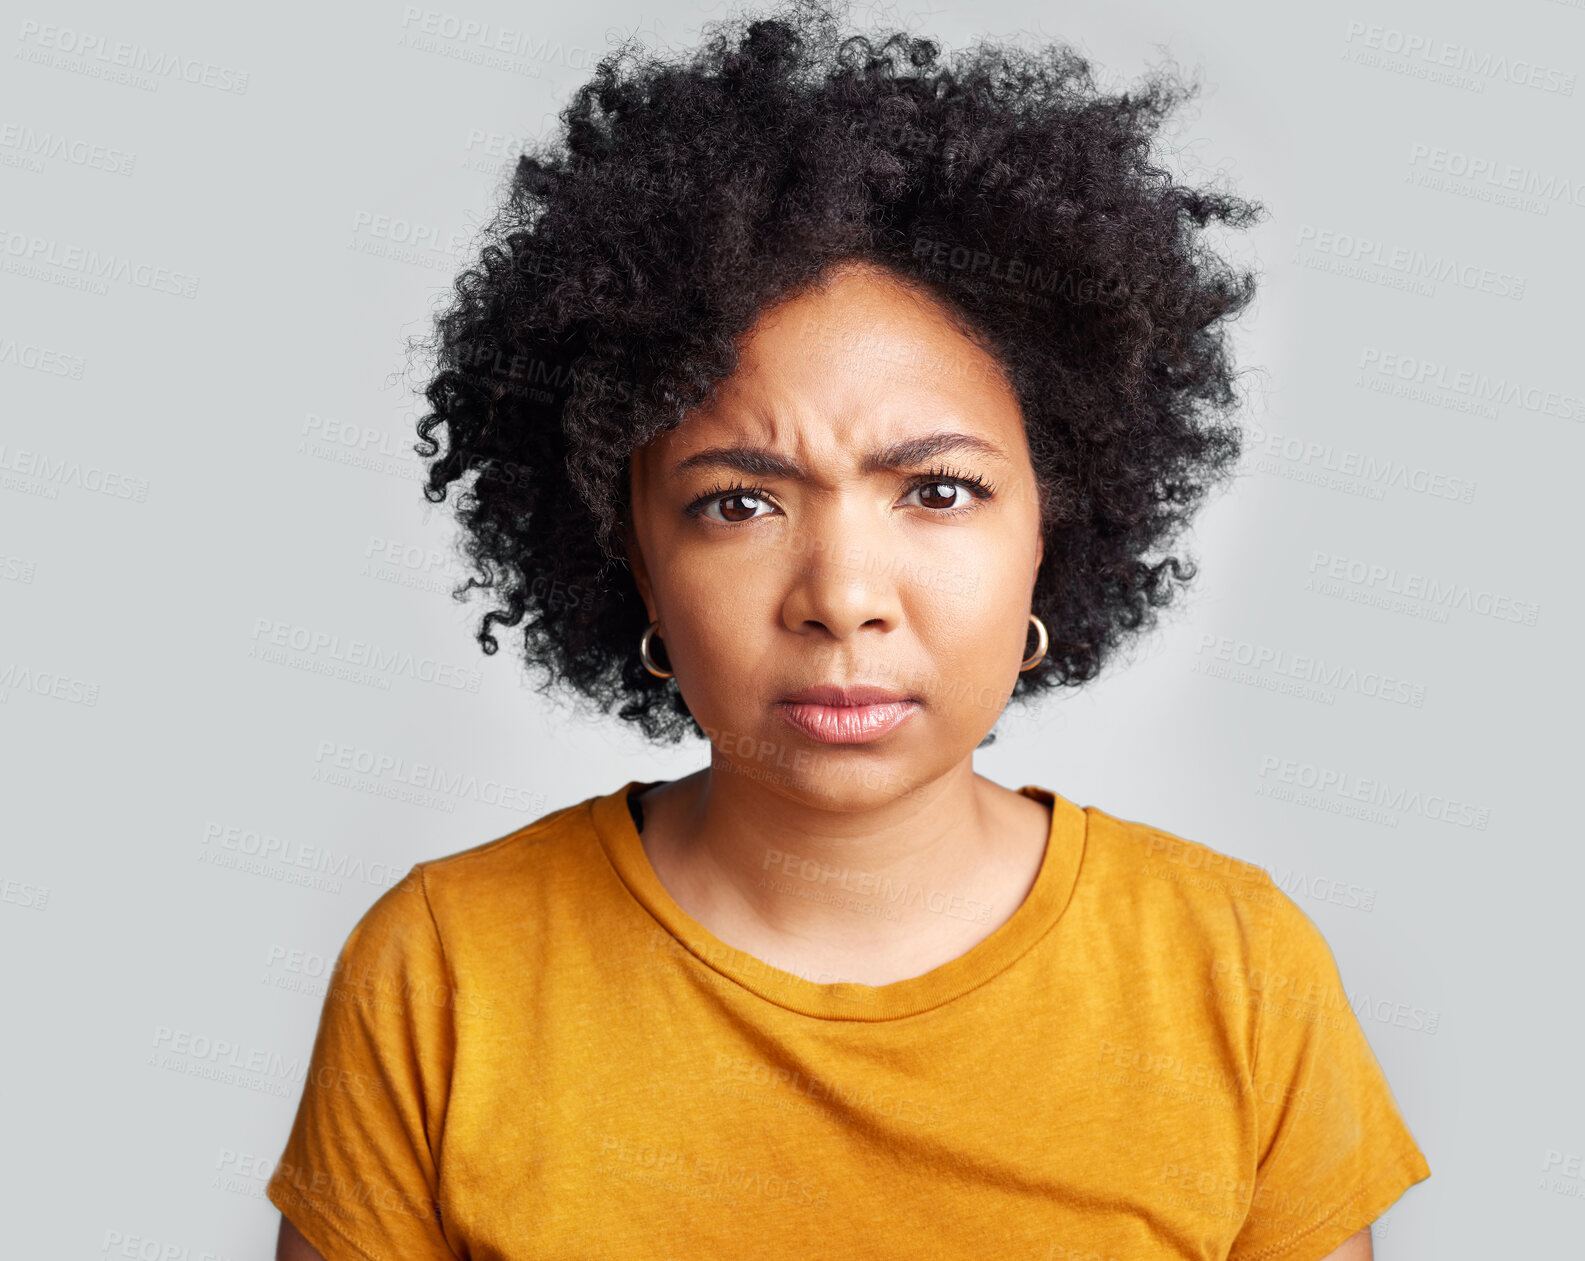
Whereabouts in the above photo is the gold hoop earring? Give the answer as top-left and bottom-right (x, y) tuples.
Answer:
(1019, 613), (1049, 672)
(639, 621), (674, 679)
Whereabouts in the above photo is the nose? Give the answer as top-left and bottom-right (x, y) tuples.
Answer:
(777, 506), (904, 642)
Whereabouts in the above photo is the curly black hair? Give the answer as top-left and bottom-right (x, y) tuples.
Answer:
(413, 0), (1264, 744)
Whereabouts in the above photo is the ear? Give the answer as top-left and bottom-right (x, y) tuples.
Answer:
(1031, 485), (1046, 580)
(618, 514), (657, 624)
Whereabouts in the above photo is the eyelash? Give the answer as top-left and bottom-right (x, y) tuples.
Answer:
(683, 464), (998, 524)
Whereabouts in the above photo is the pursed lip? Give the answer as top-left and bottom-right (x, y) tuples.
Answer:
(777, 683), (916, 706)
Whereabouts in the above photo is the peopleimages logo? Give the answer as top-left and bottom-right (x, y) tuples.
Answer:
(1342, 21), (1577, 95)
(15, 20), (251, 94)
(1193, 633), (1427, 708)
(1540, 1150), (1585, 1201)
(1355, 348), (1582, 423)
(309, 740), (545, 813)
(1294, 225), (1525, 300)
(397, 6), (600, 73)
(1244, 420), (1476, 504)
(0, 225), (199, 297)
(1407, 143), (1585, 211)
(199, 821), (408, 893)
(1257, 755), (1491, 831)
(247, 616), (483, 693)
(0, 444), (149, 500)
(0, 337), (86, 379)
(1306, 550), (1540, 627)
(0, 123), (136, 176)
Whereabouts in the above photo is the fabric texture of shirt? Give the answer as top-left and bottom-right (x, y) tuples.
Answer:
(265, 780), (1430, 1260)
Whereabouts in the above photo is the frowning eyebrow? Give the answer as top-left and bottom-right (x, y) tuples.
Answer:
(670, 430), (1009, 481)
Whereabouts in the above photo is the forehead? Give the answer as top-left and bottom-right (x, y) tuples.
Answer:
(645, 263), (1025, 470)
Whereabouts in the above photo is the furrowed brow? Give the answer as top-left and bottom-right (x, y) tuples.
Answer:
(860, 431), (1007, 474)
(670, 430), (1008, 480)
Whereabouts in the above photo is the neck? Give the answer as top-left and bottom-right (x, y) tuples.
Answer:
(635, 758), (1050, 983)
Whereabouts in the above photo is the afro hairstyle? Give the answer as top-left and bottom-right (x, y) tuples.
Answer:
(413, 0), (1264, 744)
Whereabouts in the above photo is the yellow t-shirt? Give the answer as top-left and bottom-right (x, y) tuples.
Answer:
(265, 781), (1429, 1260)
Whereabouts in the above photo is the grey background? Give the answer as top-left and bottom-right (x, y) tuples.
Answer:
(2, 0), (1581, 1255)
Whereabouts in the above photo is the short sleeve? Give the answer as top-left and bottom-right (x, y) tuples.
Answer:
(265, 866), (460, 1261)
(1228, 884), (1431, 1261)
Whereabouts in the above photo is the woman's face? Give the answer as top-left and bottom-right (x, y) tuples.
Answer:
(624, 260), (1046, 807)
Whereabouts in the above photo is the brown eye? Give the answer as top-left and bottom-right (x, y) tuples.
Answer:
(910, 480), (968, 511)
(709, 493), (771, 523)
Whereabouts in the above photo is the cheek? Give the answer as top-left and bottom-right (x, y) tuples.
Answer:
(904, 554), (1032, 700)
(667, 541), (785, 611)
(909, 596), (1016, 703)
(658, 547), (779, 672)
(911, 535), (1029, 634)
(918, 501), (1037, 590)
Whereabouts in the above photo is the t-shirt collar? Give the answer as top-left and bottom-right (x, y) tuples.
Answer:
(589, 778), (1087, 1021)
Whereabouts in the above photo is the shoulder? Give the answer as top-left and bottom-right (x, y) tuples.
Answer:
(1072, 804), (1362, 1062)
(1078, 801), (1350, 1006)
(381, 789), (617, 953)
(1080, 802), (1278, 919)
(1074, 803), (1326, 984)
(417, 792), (598, 882)
(324, 791), (617, 1018)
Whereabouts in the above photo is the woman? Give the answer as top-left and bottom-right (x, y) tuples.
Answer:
(269, 2), (1428, 1256)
